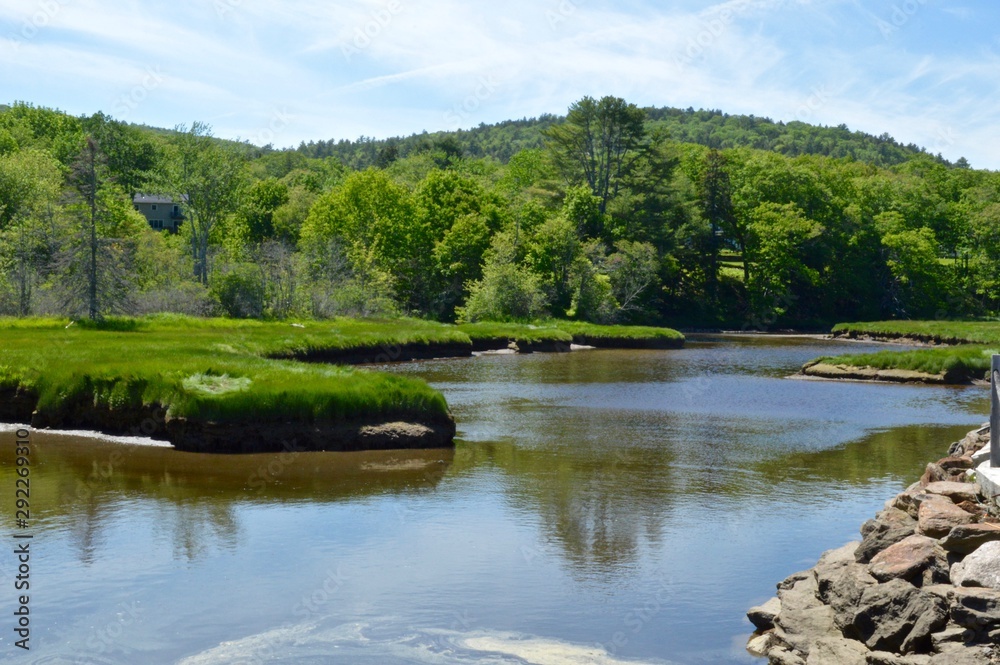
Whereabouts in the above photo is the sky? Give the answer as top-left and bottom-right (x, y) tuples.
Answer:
(2, 0), (999, 168)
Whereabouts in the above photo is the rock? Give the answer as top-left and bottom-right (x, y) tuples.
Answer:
(749, 596), (782, 631)
(951, 541), (1000, 588)
(778, 569), (813, 591)
(856, 509), (918, 563)
(921, 463), (949, 487)
(953, 501), (986, 518)
(927, 648), (994, 664)
(747, 631), (774, 656)
(816, 551), (877, 630)
(971, 445), (991, 466)
(867, 652), (932, 665)
(950, 586), (1000, 629)
(805, 637), (868, 665)
(929, 624), (972, 650)
(868, 535), (948, 583)
(776, 575), (841, 655)
(768, 646), (806, 665)
(941, 524), (1000, 555)
(849, 579), (949, 654)
(938, 456), (975, 472)
(924, 482), (981, 504)
(918, 496), (976, 538)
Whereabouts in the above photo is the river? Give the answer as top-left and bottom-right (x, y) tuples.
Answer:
(0, 335), (988, 664)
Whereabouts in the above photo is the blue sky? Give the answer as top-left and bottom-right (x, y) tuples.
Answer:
(3, 0), (998, 168)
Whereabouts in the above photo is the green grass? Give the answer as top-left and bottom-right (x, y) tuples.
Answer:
(551, 320), (685, 343)
(811, 345), (995, 380)
(832, 320), (1000, 345)
(0, 316), (686, 430)
(0, 316), (454, 427)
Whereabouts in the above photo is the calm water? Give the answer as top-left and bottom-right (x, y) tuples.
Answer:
(0, 335), (989, 664)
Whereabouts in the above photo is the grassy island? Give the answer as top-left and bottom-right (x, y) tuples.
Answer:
(801, 320), (1000, 384)
(0, 316), (684, 452)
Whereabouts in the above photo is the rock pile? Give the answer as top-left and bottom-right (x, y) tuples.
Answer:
(748, 426), (1000, 664)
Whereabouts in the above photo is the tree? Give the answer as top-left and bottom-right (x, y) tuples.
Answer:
(605, 240), (660, 317)
(544, 96), (647, 214)
(175, 123), (248, 284)
(0, 149), (62, 315)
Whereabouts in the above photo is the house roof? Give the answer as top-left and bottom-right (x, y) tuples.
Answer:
(133, 194), (188, 204)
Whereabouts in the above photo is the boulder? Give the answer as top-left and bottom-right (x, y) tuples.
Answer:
(747, 631), (774, 656)
(951, 541), (1000, 589)
(856, 508), (918, 563)
(950, 586), (1000, 629)
(866, 652), (932, 665)
(816, 555), (877, 630)
(929, 624), (972, 651)
(804, 637), (868, 665)
(775, 575), (840, 655)
(941, 524), (1000, 555)
(927, 648), (994, 664)
(923, 482), (981, 504)
(868, 535), (948, 584)
(918, 496), (976, 538)
(920, 463), (949, 487)
(849, 579), (949, 654)
(778, 569), (812, 591)
(937, 456), (975, 472)
(768, 646), (806, 665)
(749, 596), (782, 631)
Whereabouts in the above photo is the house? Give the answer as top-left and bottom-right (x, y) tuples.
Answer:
(133, 194), (186, 232)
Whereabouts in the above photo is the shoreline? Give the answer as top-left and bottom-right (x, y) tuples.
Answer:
(0, 336), (682, 454)
(747, 425), (1000, 664)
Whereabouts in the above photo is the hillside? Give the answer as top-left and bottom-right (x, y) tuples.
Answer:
(293, 105), (952, 170)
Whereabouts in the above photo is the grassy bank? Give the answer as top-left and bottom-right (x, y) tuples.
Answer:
(802, 319), (1000, 384)
(0, 317), (453, 430)
(832, 320), (1000, 346)
(0, 316), (685, 448)
(805, 346), (994, 383)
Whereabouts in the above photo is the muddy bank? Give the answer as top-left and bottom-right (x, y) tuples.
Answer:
(747, 426), (1000, 664)
(272, 340), (475, 365)
(832, 330), (972, 347)
(799, 361), (980, 386)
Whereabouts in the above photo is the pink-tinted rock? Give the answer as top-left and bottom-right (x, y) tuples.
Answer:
(918, 495), (976, 538)
(869, 535), (947, 583)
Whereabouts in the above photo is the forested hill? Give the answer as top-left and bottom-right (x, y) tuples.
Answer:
(294, 106), (952, 171)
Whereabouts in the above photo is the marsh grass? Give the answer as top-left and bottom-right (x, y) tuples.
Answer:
(832, 320), (1000, 345)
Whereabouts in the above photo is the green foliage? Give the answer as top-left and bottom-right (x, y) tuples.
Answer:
(458, 254), (548, 323)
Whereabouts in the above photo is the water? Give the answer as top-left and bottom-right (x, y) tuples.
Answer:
(0, 335), (988, 664)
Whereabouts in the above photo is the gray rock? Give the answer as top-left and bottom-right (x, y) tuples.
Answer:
(940, 523), (1000, 555)
(866, 652), (931, 665)
(805, 637), (867, 665)
(856, 509), (918, 563)
(951, 541), (1000, 589)
(929, 624), (972, 651)
(918, 495), (976, 539)
(923, 481), (981, 504)
(927, 647), (994, 664)
(749, 596), (782, 631)
(816, 558), (877, 631)
(747, 631), (774, 656)
(776, 575), (840, 655)
(868, 535), (948, 583)
(768, 646), (806, 665)
(950, 586), (1000, 629)
(849, 578), (949, 654)
(779, 569), (812, 591)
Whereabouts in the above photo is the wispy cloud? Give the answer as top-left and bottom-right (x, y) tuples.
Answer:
(3, 0), (1000, 168)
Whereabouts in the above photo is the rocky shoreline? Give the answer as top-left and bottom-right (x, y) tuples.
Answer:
(799, 361), (979, 386)
(748, 426), (1000, 664)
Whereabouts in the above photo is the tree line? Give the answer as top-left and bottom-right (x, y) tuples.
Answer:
(0, 98), (995, 327)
